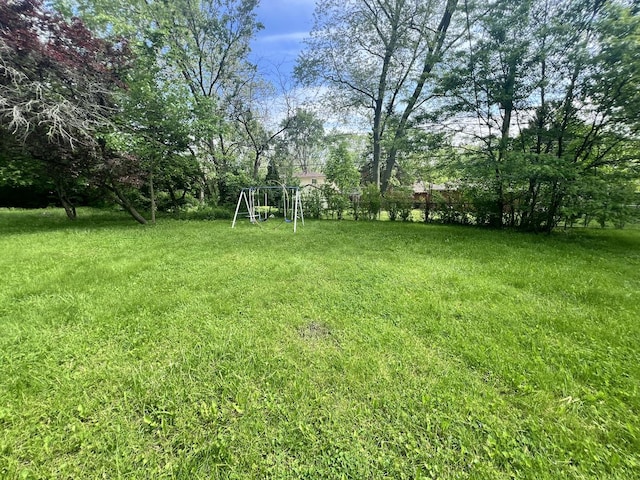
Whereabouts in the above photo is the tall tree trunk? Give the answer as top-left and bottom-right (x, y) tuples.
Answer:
(252, 152), (261, 182)
(372, 0), (403, 189)
(372, 103), (384, 188)
(524, 53), (547, 232)
(543, 66), (579, 232)
(491, 48), (518, 229)
(545, 181), (562, 234)
(524, 180), (540, 231)
(380, 0), (459, 194)
(149, 168), (156, 224)
(168, 186), (179, 209)
(491, 105), (513, 229)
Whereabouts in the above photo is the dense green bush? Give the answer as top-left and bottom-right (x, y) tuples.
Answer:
(383, 186), (414, 221)
(303, 188), (324, 219)
(323, 186), (350, 220)
(360, 184), (381, 220)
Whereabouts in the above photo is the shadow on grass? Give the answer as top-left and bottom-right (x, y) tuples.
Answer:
(303, 218), (640, 261)
(2, 207), (638, 258)
(0, 208), (146, 237)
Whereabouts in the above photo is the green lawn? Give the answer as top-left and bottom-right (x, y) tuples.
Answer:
(1, 208), (639, 479)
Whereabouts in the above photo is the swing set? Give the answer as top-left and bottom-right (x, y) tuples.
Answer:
(231, 185), (304, 232)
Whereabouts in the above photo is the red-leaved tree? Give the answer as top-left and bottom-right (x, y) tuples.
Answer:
(0, 0), (128, 145)
(0, 0), (147, 221)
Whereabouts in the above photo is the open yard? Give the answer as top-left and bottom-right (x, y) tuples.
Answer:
(0, 209), (639, 479)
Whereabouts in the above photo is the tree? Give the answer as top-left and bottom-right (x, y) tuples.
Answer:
(0, 0), (137, 219)
(147, 0), (263, 199)
(521, 0), (640, 231)
(0, 0), (128, 146)
(324, 142), (360, 194)
(57, 0), (264, 205)
(113, 42), (198, 221)
(440, 0), (540, 227)
(360, 183), (382, 219)
(231, 90), (293, 182)
(383, 186), (414, 221)
(296, 0), (460, 193)
(0, 128), (53, 207)
(276, 108), (326, 175)
(323, 142), (360, 219)
(434, 0), (640, 231)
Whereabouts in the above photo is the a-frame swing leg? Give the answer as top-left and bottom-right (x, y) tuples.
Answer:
(232, 190), (245, 228)
(232, 190), (254, 227)
(298, 189), (304, 226)
(293, 188), (304, 233)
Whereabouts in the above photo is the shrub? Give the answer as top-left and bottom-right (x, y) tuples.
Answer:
(303, 189), (324, 219)
(323, 185), (351, 220)
(175, 204), (233, 220)
(361, 184), (381, 220)
(383, 186), (414, 222)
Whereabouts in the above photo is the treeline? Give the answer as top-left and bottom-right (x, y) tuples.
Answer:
(1, 0), (639, 231)
(298, 0), (640, 232)
(0, 0), (326, 223)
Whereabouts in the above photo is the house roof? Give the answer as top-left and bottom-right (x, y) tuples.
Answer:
(293, 171), (325, 178)
(412, 181), (448, 194)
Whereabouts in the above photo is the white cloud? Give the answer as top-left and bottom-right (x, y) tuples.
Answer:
(256, 31), (309, 44)
(255, 85), (369, 135)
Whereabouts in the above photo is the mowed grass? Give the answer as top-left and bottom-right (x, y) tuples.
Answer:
(0, 209), (639, 479)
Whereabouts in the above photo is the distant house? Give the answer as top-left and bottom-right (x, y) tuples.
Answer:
(412, 181), (450, 203)
(293, 171), (326, 188)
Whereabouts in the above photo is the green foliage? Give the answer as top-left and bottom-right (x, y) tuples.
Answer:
(217, 169), (253, 207)
(322, 185), (350, 220)
(277, 108), (325, 175)
(174, 204), (234, 221)
(431, 136), (640, 230)
(297, 0), (459, 192)
(592, 4), (640, 132)
(303, 188), (324, 219)
(383, 186), (414, 222)
(563, 171), (639, 229)
(350, 192), (363, 221)
(360, 183), (381, 220)
(321, 142), (361, 220)
(431, 0), (640, 231)
(265, 159), (280, 186)
(425, 190), (469, 225)
(0, 133), (45, 189)
(323, 142), (360, 194)
(0, 133), (54, 207)
(53, 0), (263, 207)
(1, 209), (639, 478)
(36, 0), (638, 224)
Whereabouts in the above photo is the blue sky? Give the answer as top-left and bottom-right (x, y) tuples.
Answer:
(249, 0), (316, 82)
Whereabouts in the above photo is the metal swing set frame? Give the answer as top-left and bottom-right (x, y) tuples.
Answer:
(231, 185), (305, 232)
